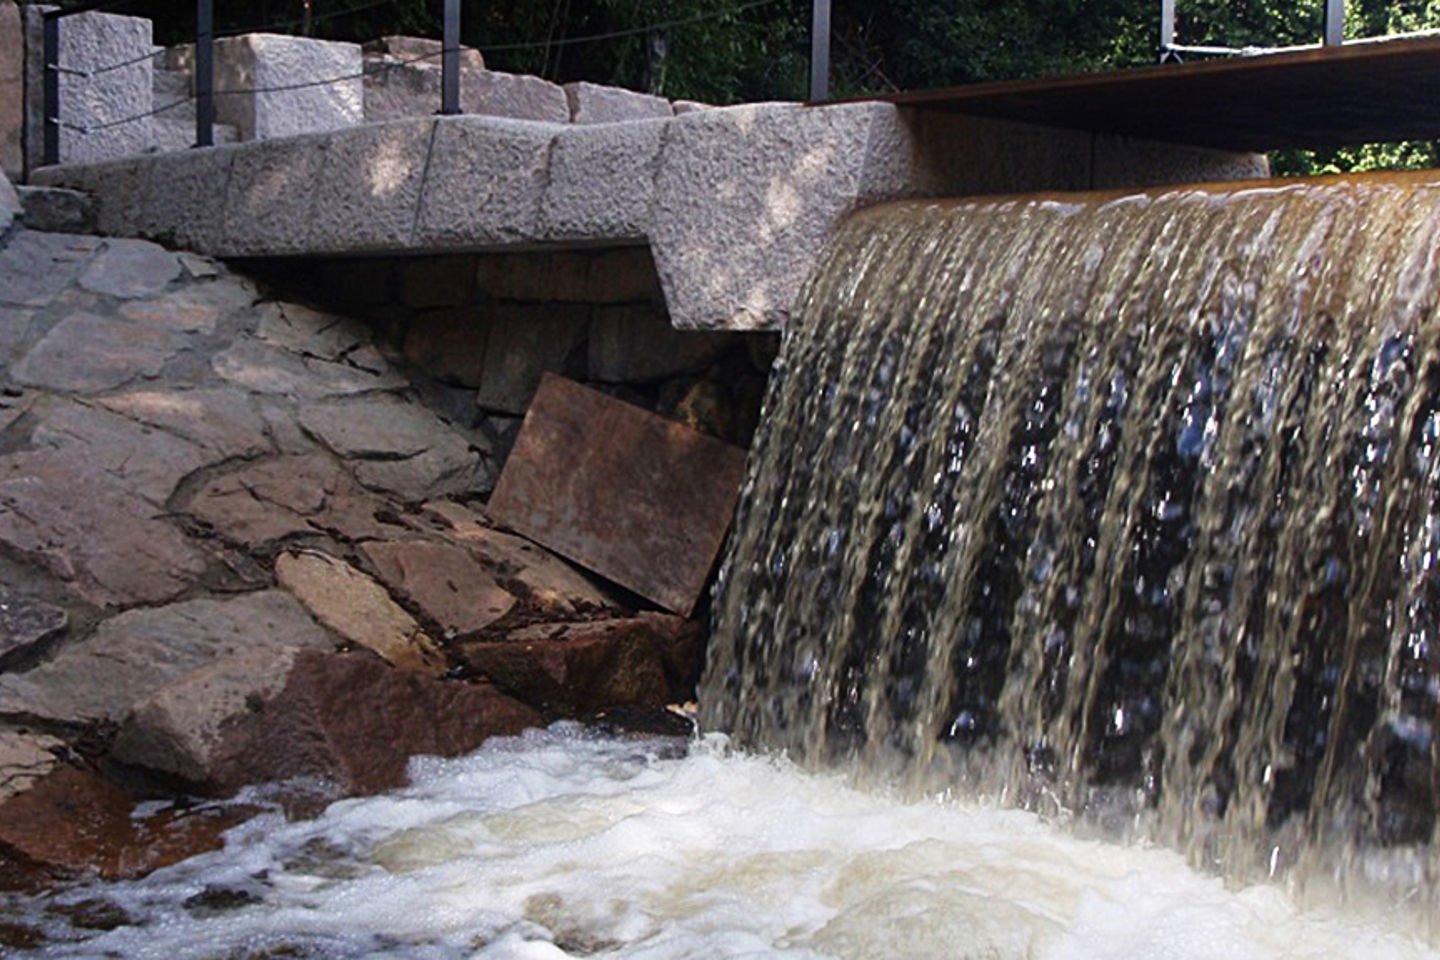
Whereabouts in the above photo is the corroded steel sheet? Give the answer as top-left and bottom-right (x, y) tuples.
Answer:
(857, 35), (1440, 152)
(487, 374), (749, 617)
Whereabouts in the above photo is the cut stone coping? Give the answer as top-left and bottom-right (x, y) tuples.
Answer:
(30, 104), (1265, 331)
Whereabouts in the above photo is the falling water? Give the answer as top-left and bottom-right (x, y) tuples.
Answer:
(701, 172), (1440, 906)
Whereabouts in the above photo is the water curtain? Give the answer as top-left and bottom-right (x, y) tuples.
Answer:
(702, 174), (1440, 891)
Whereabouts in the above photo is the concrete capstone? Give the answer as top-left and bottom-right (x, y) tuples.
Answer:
(307, 118), (435, 252)
(413, 116), (560, 248)
(541, 119), (665, 240)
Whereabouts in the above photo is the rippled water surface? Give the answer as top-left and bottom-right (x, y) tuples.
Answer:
(6, 726), (1437, 959)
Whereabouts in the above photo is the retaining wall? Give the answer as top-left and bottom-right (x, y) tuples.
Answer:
(32, 103), (1267, 331)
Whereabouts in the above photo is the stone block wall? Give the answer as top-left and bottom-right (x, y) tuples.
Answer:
(244, 245), (778, 463)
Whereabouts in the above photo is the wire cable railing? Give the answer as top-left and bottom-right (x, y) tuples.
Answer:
(1159, 0), (1347, 62)
(40, 0), (824, 167)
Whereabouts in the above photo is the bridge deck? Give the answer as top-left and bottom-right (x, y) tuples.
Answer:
(862, 35), (1440, 152)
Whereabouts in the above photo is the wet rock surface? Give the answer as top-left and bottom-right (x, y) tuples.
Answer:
(0, 223), (713, 893)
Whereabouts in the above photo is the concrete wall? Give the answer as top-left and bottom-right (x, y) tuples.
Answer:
(31, 102), (1267, 332)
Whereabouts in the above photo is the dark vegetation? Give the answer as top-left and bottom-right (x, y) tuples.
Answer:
(58, 0), (1440, 173)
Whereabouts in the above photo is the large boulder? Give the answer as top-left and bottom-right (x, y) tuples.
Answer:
(151, 650), (542, 796)
(0, 591), (332, 729)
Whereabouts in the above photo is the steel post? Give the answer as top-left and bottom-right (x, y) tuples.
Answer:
(441, 0), (461, 115)
(1160, 0), (1176, 60)
(195, 0), (214, 147)
(810, 0), (831, 102)
(1324, 0), (1345, 46)
(43, 13), (59, 166)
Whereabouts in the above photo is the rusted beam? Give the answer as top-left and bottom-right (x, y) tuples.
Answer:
(851, 35), (1440, 152)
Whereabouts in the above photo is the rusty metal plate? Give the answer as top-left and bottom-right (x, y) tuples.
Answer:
(487, 374), (750, 617)
(858, 35), (1440, 153)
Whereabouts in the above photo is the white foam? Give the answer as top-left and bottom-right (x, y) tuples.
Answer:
(19, 725), (1440, 959)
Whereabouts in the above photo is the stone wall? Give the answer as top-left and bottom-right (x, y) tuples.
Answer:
(244, 245), (778, 457)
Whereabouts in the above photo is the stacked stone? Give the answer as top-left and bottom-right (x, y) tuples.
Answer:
(0, 196), (705, 890)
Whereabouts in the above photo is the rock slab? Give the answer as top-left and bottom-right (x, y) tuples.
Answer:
(275, 551), (442, 674)
(0, 591), (331, 728)
(360, 539), (516, 638)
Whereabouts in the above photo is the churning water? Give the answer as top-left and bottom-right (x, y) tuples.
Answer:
(5, 726), (1437, 959)
(704, 172), (1440, 908)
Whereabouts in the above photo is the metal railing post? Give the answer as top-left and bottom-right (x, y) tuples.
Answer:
(441, 0), (460, 115)
(1324, 0), (1345, 46)
(1159, 0), (1176, 61)
(809, 0), (831, 101)
(43, 12), (60, 166)
(195, 0), (214, 147)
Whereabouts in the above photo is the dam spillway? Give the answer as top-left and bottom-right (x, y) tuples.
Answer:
(702, 171), (1440, 891)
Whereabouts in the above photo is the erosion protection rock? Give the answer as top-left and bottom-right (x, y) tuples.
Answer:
(299, 394), (486, 501)
(458, 613), (704, 716)
(0, 765), (247, 890)
(360, 539), (516, 639)
(189, 650), (542, 795)
(0, 731), (62, 804)
(0, 595), (68, 671)
(420, 500), (626, 618)
(14, 186), (97, 235)
(274, 550), (443, 674)
(0, 591), (332, 729)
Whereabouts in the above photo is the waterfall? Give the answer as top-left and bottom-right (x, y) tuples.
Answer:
(701, 173), (1440, 893)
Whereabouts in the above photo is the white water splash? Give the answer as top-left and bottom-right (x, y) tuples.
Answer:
(14, 725), (1439, 959)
